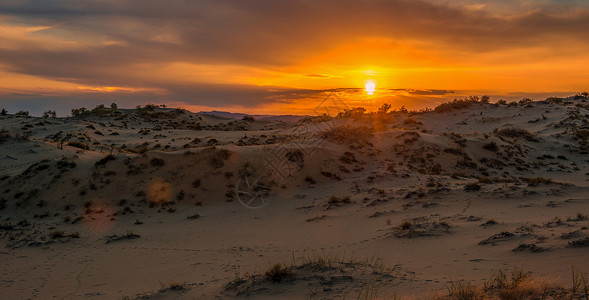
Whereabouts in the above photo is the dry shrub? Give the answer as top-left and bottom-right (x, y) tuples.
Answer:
(209, 148), (232, 169)
(322, 126), (373, 145)
(495, 128), (536, 141)
(434, 96), (488, 113)
(265, 263), (292, 283)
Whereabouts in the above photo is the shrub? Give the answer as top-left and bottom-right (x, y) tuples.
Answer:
(95, 155), (116, 167)
(150, 157), (165, 167)
(399, 220), (413, 230)
(434, 96), (484, 113)
(192, 179), (201, 188)
(305, 176), (316, 184)
(337, 107), (366, 119)
(464, 183), (481, 192)
(482, 142), (498, 152)
(264, 263), (292, 283)
(15, 110), (29, 117)
(209, 149), (231, 169)
(285, 150), (304, 167)
(71, 107), (90, 117)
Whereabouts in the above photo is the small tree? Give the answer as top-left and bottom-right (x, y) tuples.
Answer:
(110, 102), (118, 110)
(0, 108), (6, 115)
(481, 95), (490, 103)
(378, 103), (392, 114)
(91, 104), (108, 116)
(71, 107), (89, 117)
(42, 110), (56, 118)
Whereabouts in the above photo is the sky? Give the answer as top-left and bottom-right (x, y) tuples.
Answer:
(1, 0), (589, 116)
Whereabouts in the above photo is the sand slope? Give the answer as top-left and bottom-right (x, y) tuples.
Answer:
(1, 98), (589, 299)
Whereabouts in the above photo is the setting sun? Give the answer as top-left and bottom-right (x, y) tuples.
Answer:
(365, 80), (376, 95)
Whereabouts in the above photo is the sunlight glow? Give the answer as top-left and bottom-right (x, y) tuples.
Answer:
(365, 80), (376, 95)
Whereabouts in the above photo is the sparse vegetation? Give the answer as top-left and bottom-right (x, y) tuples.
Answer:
(68, 141), (90, 150)
(209, 148), (231, 169)
(464, 183), (481, 192)
(265, 263), (292, 283)
(95, 155), (116, 167)
(434, 96), (488, 113)
(150, 157), (165, 167)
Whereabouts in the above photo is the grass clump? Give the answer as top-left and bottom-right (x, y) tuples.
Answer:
(265, 263), (292, 283)
(50, 230), (65, 239)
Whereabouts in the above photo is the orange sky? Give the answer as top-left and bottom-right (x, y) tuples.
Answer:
(1, 0), (588, 116)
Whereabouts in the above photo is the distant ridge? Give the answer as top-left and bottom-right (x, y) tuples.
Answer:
(197, 110), (309, 122)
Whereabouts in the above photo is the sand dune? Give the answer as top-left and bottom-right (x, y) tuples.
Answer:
(1, 97), (589, 299)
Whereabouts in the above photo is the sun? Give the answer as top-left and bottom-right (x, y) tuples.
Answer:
(365, 80), (376, 95)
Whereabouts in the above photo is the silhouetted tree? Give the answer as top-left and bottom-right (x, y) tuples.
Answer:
(42, 110), (56, 118)
(378, 103), (392, 114)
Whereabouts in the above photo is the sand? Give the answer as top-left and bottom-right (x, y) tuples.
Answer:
(1, 98), (588, 299)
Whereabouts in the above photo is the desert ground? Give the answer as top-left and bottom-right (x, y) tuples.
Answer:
(1, 95), (589, 299)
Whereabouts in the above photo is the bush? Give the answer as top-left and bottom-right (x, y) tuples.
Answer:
(399, 220), (413, 230)
(71, 107), (90, 117)
(434, 96), (484, 113)
(95, 155), (116, 166)
(337, 107), (366, 119)
(482, 142), (499, 152)
(15, 110), (29, 117)
(464, 183), (481, 192)
(264, 263), (292, 283)
(150, 157), (165, 167)
(208, 149), (231, 169)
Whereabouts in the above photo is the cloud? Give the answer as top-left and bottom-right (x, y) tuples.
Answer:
(0, 0), (588, 112)
(390, 89), (455, 96)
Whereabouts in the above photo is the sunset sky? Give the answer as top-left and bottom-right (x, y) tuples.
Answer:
(1, 0), (589, 116)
